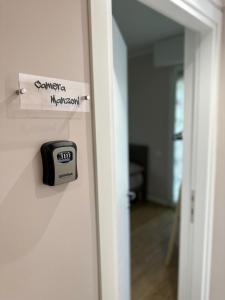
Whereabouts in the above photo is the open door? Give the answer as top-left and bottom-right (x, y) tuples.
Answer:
(112, 19), (130, 300)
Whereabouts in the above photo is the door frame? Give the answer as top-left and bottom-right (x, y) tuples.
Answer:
(88, 1), (222, 300)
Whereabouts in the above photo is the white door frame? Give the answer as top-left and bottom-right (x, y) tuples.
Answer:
(88, 1), (222, 300)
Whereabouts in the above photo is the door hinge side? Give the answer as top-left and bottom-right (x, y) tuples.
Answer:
(190, 190), (195, 223)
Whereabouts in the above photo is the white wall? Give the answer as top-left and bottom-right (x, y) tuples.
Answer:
(129, 53), (175, 204)
(0, 1), (98, 299)
(153, 35), (184, 67)
(210, 10), (225, 300)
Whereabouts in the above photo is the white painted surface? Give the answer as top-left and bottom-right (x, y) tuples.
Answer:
(208, 0), (224, 9)
(210, 10), (225, 300)
(0, 1), (98, 299)
(178, 29), (198, 300)
(89, 0), (119, 299)
(139, 0), (220, 29)
(113, 0), (183, 54)
(112, 19), (130, 300)
(89, 0), (222, 300)
(153, 35), (184, 67)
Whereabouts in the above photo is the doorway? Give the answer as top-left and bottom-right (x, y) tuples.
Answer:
(113, 2), (185, 297)
(89, 0), (221, 299)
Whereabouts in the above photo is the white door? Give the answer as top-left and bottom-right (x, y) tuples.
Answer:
(0, 1), (98, 300)
(112, 19), (130, 300)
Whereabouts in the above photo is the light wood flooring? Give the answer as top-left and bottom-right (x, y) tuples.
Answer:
(131, 201), (178, 300)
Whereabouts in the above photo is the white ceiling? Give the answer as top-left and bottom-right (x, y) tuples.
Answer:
(112, 0), (184, 54)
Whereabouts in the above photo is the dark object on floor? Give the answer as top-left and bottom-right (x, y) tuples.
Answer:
(129, 144), (148, 201)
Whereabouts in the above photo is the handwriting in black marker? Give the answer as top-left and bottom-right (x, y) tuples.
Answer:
(34, 80), (66, 92)
(50, 95), (80, 106)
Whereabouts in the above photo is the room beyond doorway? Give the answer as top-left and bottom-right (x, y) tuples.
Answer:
(131, 201), (178, 300)
(112, 0), (184, 299)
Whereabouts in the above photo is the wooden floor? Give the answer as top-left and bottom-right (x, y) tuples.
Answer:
(131, 201), (178, 300)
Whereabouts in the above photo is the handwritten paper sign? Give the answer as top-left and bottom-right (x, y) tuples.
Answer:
(19, 73), (90, 112)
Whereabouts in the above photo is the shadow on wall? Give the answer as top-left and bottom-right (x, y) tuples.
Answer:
(0, 151), (67, 266)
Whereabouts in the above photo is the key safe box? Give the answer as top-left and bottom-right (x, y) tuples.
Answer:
(41, 140), (78, 186)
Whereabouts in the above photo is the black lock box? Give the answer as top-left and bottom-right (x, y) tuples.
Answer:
(41, 140), (78, 186)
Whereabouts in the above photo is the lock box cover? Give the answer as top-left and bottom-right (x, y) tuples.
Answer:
(41, 140), (78, 186)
